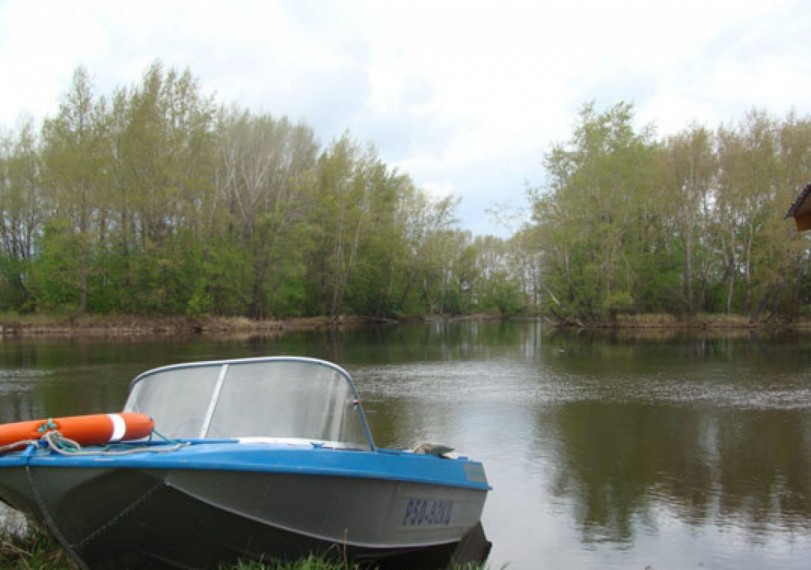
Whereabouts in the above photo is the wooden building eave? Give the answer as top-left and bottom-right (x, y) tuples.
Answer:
(785, 183), (811, 232)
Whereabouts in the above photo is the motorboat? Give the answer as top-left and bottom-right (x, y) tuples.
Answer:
(0, 356), (491, 569)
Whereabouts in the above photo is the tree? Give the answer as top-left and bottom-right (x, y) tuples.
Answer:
(713, 111), (781, 315)
(396, 190), (460, 315)
(213, 106), (319, 317)
(308, 136), (414, 320)
(472, 235), (525, 316)
(662, 124), (716, 315)
(532, 101), (660, 322)
(746, 112), (811, 320)
(112, 62), (217, 313)
(39, 67), (110, 313)
(773, 114), (811, 316)
(0, 118), (42, 309)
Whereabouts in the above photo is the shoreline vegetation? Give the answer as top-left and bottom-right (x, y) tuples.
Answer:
(0, 312), (808, 339)
(0, 313), (381, 338)
(3, 65), (811, 334)
(0, 520), (488, 570)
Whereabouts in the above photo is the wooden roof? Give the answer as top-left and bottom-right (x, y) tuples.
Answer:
(786, 183), (811, 231)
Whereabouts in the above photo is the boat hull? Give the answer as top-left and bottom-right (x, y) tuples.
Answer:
(0, 443), (490, 569)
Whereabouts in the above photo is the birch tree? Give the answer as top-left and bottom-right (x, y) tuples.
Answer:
(662, 125), (716, 315)
(213, 107), (318, 317)
(534, 101), (659, 321)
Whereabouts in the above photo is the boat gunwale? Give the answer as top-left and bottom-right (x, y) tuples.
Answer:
(0, 439), (491, 491)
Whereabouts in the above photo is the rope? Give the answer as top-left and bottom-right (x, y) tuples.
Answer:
(0, 430), (188, 457)
(0, 429), (188, 457)
(0, 439), (39, 454)
(149, 428), (182, 446)
(37, 418), (59, 433)
(36, 418), (58, 434)
(24, 460), (87, 570)
(39, 430), (187, 456)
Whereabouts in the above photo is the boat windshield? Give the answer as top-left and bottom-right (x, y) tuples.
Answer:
(124, 357), (374, 450)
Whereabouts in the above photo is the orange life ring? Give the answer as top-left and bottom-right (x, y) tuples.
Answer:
(0, 412), (154, 448)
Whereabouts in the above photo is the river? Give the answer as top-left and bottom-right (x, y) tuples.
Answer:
(0, 320), (809, 569)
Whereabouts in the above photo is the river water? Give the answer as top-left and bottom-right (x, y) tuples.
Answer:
(0, 320), (809, 569)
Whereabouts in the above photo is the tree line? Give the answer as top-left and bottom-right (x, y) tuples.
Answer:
(0, 63), (524, 320)
(526, 101), (811, 323)
(2, 63), (810, 323)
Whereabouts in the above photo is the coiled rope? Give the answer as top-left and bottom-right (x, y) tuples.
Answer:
(43, 429), (187, 456)
(0, 430), (187, 456)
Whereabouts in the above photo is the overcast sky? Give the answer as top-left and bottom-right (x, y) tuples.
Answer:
(1, 0), (809, 235)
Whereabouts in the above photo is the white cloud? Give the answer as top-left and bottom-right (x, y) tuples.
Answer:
(1, 0), (809, 236)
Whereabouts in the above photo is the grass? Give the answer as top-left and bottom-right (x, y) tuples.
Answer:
(0, 520), (491, 570)
(0, 527), (356, 569)
(0, 523), (73, 569)
(225, 557), (361, 569)
(226, 557), (491, 570)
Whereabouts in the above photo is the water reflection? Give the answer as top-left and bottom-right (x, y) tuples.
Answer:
(548, 404), (811, 542)
(350, 323), (811, 568)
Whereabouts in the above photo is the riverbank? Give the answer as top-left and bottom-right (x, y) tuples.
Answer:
(0, 314), (378, 338)
(0, 311), (806, 339)
(555, 312), (805, 330)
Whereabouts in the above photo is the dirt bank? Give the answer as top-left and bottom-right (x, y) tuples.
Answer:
(0, 315), (377, 338)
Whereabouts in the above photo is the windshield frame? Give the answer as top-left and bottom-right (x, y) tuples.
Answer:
(124, 356), (376, 451)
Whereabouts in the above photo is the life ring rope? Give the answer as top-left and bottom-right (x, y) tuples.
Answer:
(0, 438), (39, 454)
(37, 430), (187, 456)
(36, 419), (58, 434)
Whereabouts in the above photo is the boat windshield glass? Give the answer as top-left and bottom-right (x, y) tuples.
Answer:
(124, 358), (372, 450)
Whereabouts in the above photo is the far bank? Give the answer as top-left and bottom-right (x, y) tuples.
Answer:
(2, 312), (810, 339)
(0, 314), (378, 338)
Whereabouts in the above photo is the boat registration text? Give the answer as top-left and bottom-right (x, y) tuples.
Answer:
(401, 497), (454, 527)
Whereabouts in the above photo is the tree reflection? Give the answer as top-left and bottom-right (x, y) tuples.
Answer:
(549, 401), (811, 544)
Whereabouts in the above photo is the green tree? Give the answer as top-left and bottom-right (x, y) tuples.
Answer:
(747, 112), (811, 320)
(0, 119), (42, 310)
(39, 66), (110, 313)
(713, 111), (781, 315)
(397, 190), (460, 315)
(473, 235), (525, 316)
(112, 62), (217, 313)
(506, 224), (543, 312)
(214, 107), (319, 318)
(343, 168), (411, 317)
(774, 114), (811, 316)
(308, 135), (406, 320)
(662, 124), (716, 315)
(533, 101), (660, 322)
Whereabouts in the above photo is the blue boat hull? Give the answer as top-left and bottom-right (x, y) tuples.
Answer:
(0, 442), (490, 569)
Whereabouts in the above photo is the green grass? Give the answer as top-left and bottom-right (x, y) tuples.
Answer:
(225, 556), (360, 569)
(1, 521), (491, 570)
(225, 558), (491, 570)
(0, 523), (73, 569)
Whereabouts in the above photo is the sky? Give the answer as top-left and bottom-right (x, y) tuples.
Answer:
(1, 0), (809, 236)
